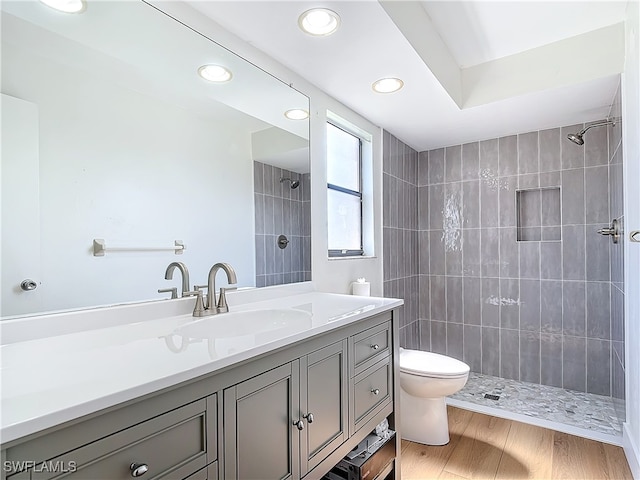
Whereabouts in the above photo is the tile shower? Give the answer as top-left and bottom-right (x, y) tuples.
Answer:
(383, 82), (626, 434)
(254, 161), (311, 287)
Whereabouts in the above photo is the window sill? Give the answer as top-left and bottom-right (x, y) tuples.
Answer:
(327, 255), (377, 261)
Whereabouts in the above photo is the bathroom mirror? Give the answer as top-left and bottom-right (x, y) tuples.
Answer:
(0, 0), (310, 318)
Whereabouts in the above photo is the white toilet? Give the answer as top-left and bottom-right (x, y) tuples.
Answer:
(399, 348), (470, 445)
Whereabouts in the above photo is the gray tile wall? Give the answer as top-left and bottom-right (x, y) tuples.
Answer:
(417, 120), (616, 396)
(608, 83), (625, 422)
(382, 131), (420, 348)
(254, 162), (311, 287)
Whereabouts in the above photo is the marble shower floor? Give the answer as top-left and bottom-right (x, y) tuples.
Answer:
(449, 372), (623, 438)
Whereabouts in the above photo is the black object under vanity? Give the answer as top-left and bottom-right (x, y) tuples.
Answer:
(323, 428), (396, 480)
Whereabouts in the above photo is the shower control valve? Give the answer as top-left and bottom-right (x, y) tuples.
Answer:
(597, 219), (620, 244)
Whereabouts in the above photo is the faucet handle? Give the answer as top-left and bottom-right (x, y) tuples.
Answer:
(192, 285), (209, 308)
(216, 288), (230, 313)
(158, 287), (178, 299)
(184, 290), (207, 317)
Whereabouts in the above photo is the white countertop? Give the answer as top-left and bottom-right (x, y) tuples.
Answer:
(0, 284), (402, 444)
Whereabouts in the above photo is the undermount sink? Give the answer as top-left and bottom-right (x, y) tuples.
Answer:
(178, 308), (312, 339)
(165, 308), (313, 357)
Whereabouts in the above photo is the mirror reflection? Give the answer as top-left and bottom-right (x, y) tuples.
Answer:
(1, 0), (310, 318)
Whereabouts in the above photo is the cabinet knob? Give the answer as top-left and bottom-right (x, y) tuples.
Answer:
(293, 419), (305, 431)
(371, 344), (380, 350)
(130, 463), (149, 477)
(303, 412), (314, 424)
(20, 279), (38, 291)
(371, 388), (380, 395)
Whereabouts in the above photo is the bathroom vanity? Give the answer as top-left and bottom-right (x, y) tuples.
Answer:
(0, 285), (402, 480)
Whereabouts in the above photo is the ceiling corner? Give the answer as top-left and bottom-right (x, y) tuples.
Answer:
(461, 22), (625, 109)
(378, 0), (463, 108)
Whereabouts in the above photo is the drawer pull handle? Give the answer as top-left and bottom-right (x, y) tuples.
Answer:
(130, 463), (149, 477)
(371, 388), (380, 395)
(371, 344), (380, 350)
(293, 419), (305, 431)
(303, 412), (315, 424)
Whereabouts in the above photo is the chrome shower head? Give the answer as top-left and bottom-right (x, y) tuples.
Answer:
(566, 118), (615, 146)
(280, 177), (300, 189)
(567, 132), (584, 145)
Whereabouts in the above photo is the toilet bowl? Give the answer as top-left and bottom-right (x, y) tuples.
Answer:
(399, 348), (470, 445)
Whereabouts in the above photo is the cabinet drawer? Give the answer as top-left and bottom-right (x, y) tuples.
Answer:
(31, 397), (215, 480)
(184, 461), (217, 480)
(351, 322), (391, 376)
(351, 357), (392, 432)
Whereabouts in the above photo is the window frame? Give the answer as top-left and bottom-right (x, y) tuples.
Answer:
(327, 121), (364, 257)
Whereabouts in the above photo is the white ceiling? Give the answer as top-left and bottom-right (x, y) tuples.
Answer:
(188, 1), (628, 152)
(420, 1), (628, 68)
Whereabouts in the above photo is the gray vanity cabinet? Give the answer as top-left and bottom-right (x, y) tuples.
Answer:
(2, 387), (218, 480)
(349, 322), (393, 435)
(2, 310), (398, 480)
(222, 340), (348, 480)
(299, 340), (348, 476)
(223, 362), (301, 480)
(46, 400), (211, 479)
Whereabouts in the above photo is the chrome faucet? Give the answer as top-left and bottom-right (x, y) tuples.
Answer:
(192, 262), (237, 317)
(158, 262), (190, 298)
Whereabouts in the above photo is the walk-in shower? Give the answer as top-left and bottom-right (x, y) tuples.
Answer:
(383, 105), (626, 443)
(567, 118), (615, 145)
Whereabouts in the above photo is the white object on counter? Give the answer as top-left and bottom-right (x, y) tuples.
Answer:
(351, 277), (370, 296)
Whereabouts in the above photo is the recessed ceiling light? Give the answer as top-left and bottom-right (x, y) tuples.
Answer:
(372, 77), (404, 94)
(39, 0), (85, 13)
(284, 109), (309, 120)
(298, 8), (340, 36)
(198, 65), (232, 83)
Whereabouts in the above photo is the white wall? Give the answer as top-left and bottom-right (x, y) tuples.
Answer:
(150, 2), (385, 298)
(623, 0), (640, 477)
(1, 41), (255, 315)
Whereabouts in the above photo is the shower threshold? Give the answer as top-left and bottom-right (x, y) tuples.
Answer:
(448, 372), (623, 445)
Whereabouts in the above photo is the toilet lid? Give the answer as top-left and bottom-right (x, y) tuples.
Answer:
(399, 348), (470, 378)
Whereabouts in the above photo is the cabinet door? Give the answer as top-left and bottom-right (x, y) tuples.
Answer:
(300, 340), (348, 476)
(223, 362), (300, 480)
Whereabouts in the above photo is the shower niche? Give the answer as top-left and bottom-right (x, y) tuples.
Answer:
(516, 187), (561, 241)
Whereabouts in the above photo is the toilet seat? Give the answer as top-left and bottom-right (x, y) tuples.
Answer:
(399, 348), (470, 379)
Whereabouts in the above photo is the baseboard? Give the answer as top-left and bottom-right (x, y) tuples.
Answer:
(447, 398), (622, 446)
(623, 423), (640, 479)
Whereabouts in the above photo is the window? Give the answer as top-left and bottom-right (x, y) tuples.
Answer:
(327, 122), (363, 256)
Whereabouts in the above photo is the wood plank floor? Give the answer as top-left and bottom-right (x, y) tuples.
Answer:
(401, 406), (633, 480)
